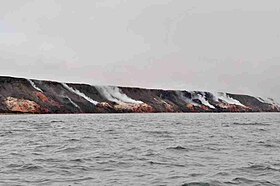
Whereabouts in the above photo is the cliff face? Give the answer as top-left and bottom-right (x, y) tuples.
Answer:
(0, 76), (279, 114)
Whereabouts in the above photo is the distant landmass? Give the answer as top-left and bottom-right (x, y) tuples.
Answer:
(0, 76), (279, 114)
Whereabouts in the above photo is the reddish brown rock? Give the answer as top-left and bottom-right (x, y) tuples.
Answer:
(4, 97), (41, 113)
(35, 92), (61, 108)
(114, 103), (155, 113)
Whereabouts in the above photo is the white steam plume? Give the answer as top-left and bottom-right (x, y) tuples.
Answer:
(62, 83), (98, 105)
(95, 86), (143, 104)
(27, 79), (43, 92)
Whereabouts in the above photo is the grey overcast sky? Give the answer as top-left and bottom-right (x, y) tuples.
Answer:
(0, 0), (280, 100)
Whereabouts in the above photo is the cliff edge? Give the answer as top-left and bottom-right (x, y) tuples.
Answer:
(0, 76), (279, 114)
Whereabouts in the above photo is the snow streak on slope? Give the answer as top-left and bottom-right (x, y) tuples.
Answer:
(96, 86), (143, 104)
(197, 93), (215, 109)
(66, 97), (80, 108)
(212, 92), (244, 106)
(27, 79), (43, 92)
(62, 83), (98, 105)
(256, 97), (280, 106)
(256, 97), (265, 103)
(190, 92), (215, 109)
(176, 91), (199, 106)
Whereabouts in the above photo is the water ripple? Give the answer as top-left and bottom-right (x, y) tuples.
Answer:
(0, 113), (279, 185)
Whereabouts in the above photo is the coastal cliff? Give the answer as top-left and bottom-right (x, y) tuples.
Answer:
(0, 76), (279, 114)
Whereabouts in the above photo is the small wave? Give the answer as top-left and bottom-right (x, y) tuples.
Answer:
(6, 163), (23, 168)
(167, 146), (189, 151)
(50, 120), (64, 123)
(230, 177), (276, 185)
(144, 130), (172, 135)
(0, 131), (13, 137)
(70, 158), (84, 163)
(14, 164), (43, 172)
(11, 120), (29, 124)
(126, 147), (140, 151)
(182, 182), (210, 186)
(148, 161), (185, 167)
(9, 152), (25, 157)
(232, 122), (271, 126)
(189, 173), (204, 177)
(55, 146), (82, 153)
(143, 151), (160, 157)
(240, 164), (280, 172)
(69, 176), (95, 182)
(101, 168), (115, 172)
(261, 143), (277, 148)
(272, 162), (280, 167)
(67, 138), (80, 142)
(49, 177), (94, 184)
(214, 172), (229, 176)
(104, 129), (115, 132)
(34, 158), (62, 163)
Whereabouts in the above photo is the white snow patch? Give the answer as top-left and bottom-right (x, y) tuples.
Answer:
(191, 92), (215, 109)
(212, 92), (244, 107)
(66, 97), (80, 108)
(95, 86), (143, 104)
(257, 97), (280, 106)
(256, 97), (265, 103)
(62, 83), (98, 105)
(197, 93), (215, 109)
(177, 91), (199, 106)
(27, 79), (43, 92)
(265, 98), (277, 105)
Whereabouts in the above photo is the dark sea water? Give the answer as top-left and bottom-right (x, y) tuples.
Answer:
(0, 113), (280, 186)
